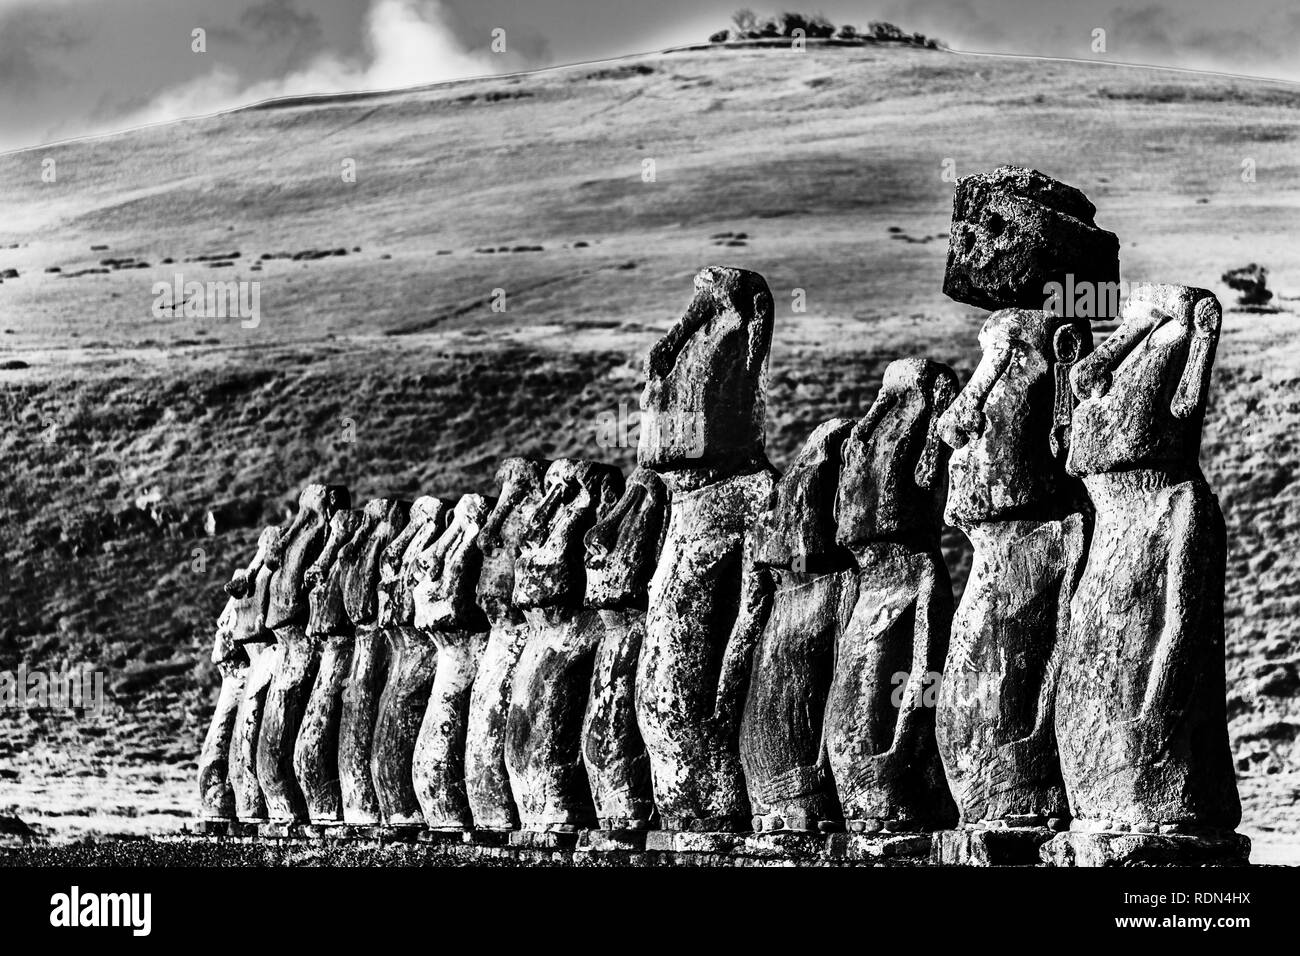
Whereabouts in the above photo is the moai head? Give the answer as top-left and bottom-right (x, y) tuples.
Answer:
(475, 458), (550, 619)
(938, 310), (1092, 526)
(305, 510), (365, 639)
(513, 459), (625, 610)
(750, 418), (856, 573)
(836, 359), (960, 548)
(583, 467), (668, 611)
(341, 498), (411, 628)
(1067, 285), (1220, 478)
(225, 525), (282, 648)
(638, 266), (773, 474)
(265, 484), (350, 630)
(412, 494), (495, 632)
(376, 496), (450, 629)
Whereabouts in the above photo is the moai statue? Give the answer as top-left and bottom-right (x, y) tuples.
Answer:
(292, 508), (364, 823)
(256, 483), (350, 824)
(823, 360), (960, 848)
(505, 459), (625, 833)
(635, 266), (777, 837)
(932, 310), (1092, 865)
(580, 467), (667, 838)
(1046, 285), (1245, 866)
(227, 526), (282, 823)
(464, 458), (550, 830)
(197, 596), (243, 823)
(736, 418), (859, 835)
(365, 496), (445, 826)
(410, 494), (495, 830)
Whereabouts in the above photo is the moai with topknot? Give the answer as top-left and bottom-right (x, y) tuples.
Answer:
(464, 459), (550, 830)
(505, 459), (625, 837)
(580, 466), (668, 845)
(822, 360), (960, 856)
(256, 484), (350, 826)
(635, 266), (778, 843)
(363, 496), (442, 827)
(1044, 285), (1246, 866)
(734, 418), (858, 838)
(932, 310), (1092, 865)
(410, 494), (495, 831)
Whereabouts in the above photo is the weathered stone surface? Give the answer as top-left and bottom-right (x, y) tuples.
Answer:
(198, 598), (245, 820)
(411, 494), (495, 829)
(931, 826), (1056, 866)
(636, 267), (776, 832)
(366, 497), (446, 825)
(1058, 285), (1241, 831)
(824, 360), (959, 830)
(738, 418), (858, 832)
(935, 311), (1092, 828)
(581, 466), (666, 829)
(506, 459), (624, 830)
(1041, 830), (1250, 867)
(943, 165), (1120, 314)
(465, 458), (550, 829)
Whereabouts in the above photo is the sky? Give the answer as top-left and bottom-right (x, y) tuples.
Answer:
(2, 0), (1299, 152)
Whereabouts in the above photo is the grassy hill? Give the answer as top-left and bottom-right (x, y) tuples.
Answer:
(1, 44), (1297, 861)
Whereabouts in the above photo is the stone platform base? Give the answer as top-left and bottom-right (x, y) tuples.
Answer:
(577, 829), (648, 852)
(1041, 831), (1251, 867)
(931, 827), (1057, 866)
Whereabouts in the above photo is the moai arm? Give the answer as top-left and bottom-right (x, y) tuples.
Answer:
(712, 535), (774, 734)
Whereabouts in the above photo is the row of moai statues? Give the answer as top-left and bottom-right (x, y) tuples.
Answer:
(198, 166), (1245, 865)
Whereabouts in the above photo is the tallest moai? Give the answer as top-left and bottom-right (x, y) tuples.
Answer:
(635, 266), (778, 833)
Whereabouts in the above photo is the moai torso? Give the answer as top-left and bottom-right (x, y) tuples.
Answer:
(581, 466), (667, 831)
(198, 597), (243, 820)
(409, 494), (495, 829)
(464, 458), (550, 830)
(505, 459), (624, 830)
(635, 266), (777, 832)
(257, 484), (350, 821)
(737, 418), (858, 832)
(1057, 285), (1240, 831)
(824, 359), (960, 831)
(934, 311), (1092, 827)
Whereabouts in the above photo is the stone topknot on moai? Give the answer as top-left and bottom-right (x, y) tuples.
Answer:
(257, 484), (350, 824)
(822, 359), (960, 840)
(944, 165), (1120, 317)
(464, 458), (550, 830)
(636, 266), (778, 836)
(1046, 284), (1247, 866)
(735, 417), (858, 835)
(505, 459), (625, 832)
(581, 466), (668, 835)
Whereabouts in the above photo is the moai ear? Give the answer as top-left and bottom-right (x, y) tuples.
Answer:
(914, 368), (959, 489)
(1051, 323), (1086, 460)
(1172, 296), (1221, 420)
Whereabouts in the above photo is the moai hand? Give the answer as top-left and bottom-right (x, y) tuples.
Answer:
(292, 508), (364, 823)
(737, 417), (858, 833)
(505, 459), (624, 831)
(1055, 285), (1241, 842)
(256, 483), (350, 823)
(635, 266), (777, 833)
(581, 466), (667, 832)
(365, 496), (445, 825)
(226, 525), (282, 822)
(464, 458), (550, 830)
(934, 311), (1092, 837)
(823, 360), (960, 834)
(410, 494), (495, 830)
(198, 597), (245, 821)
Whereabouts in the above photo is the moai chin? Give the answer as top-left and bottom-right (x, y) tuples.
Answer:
(227, 526), (281, 822)
(737, 417), (859, 834)
(292, 508), (365, 823)
(464, 458), (550, 830)
(823, 360), (960, 837)
(581, 466), (667, 832)
(410, 494), (495, 830)
(505, 458), (625, 831)
(197, 597), (245, 821)
(1047, 285), (1245, 865)
(256, 483), (349, 823)
(635, 266), (777, 833)
(932, 310), (1092, 863)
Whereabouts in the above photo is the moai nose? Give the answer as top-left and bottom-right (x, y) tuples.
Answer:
(941, 401), (984, 450)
